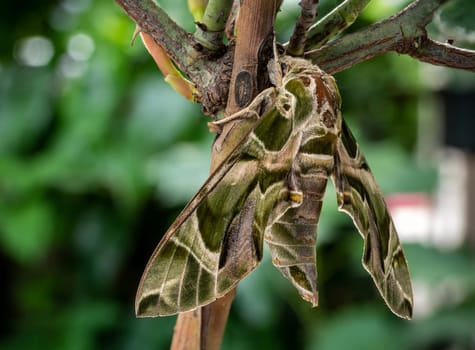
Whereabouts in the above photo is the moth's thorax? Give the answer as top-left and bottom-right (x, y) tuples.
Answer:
(211, 56), (341, 166)
(278, 56), (342, 152)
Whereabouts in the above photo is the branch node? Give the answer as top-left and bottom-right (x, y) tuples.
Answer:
(395, 34), (426, 55)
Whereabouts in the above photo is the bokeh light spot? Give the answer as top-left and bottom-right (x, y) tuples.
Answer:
(67, 33), (95, 61)
(14, 36), (55, 67)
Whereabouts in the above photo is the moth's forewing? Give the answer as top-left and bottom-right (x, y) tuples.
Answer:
(331, 120), (414, 319)
(135, 88), (291, 317)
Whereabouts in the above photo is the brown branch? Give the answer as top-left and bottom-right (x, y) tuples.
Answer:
(170, 310), (201, 350)
(172, 2), (279, 349)
(401, 37), (475, 71)
(199, 290), (236, 350)
(224, 0), (279, 115)
(287, 0), (319, 56)
(305, 0), (475, 74)
(170, 290), (236, 350)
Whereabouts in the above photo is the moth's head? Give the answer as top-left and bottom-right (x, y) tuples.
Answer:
(280, 56), (315, 77)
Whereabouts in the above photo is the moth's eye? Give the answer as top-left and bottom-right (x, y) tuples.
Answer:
(282, 103), (291, 111)
(300, 76), (311, 86)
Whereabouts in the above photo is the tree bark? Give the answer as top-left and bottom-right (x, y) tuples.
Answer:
(225, 0), (278, 115)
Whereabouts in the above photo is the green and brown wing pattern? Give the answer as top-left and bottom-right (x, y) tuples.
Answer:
(331, 120), (414, 319)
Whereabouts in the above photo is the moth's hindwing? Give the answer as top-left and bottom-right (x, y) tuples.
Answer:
(332, 120), (414, 319)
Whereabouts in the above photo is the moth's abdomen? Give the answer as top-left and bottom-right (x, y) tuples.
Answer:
(264, 155), (332, 306)
(259, 57), (343, 307)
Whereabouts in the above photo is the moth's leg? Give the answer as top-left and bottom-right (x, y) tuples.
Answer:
(210, 88), (278, 159)
(210, 87), (278, 131)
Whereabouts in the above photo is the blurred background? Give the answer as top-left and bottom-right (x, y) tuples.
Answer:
(1, 0), (474, 349)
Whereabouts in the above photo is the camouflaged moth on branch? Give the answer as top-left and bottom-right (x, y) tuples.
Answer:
(135, 56), (414, 320)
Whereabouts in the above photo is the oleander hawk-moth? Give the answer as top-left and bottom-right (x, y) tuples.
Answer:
(135, 56), (414, 319)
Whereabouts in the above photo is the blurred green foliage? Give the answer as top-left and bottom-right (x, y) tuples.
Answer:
(1, 1), (474, 350)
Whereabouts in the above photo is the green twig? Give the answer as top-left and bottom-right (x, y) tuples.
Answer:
(188, 0), (208, 22)
(305, 0), (475, 74)
(304, 0), (371, 50)
(194, 0), (234, 51)
(287, 0), (319, 56)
